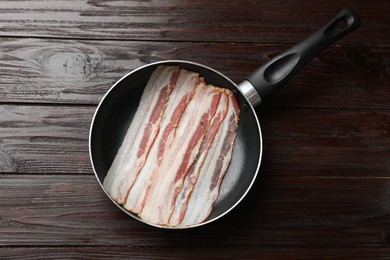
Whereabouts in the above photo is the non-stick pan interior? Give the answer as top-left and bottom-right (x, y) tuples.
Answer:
(90, 60), (262, 227)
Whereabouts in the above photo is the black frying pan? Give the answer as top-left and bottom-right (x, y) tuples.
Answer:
(89, 9), (360, 229)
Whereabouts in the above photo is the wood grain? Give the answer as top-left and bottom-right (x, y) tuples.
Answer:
(0, 0), (387, 45)
(2, 247), (390, 260)
(0, 38), (389, 108)
(0, 105), (93, 173)
(0, 105), (388, 176)
(1, 175), (390, 247)
(259, 107), (390, 177)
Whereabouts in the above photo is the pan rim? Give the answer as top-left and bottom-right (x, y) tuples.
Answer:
(89, 59), (263, 229)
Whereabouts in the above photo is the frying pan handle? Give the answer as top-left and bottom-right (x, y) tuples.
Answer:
(244, 8), (361, 105)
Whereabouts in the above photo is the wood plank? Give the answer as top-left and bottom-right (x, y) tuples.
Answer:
(0, 38), (389, 108)
(1, 175), (390, 247)
(2, 246), (390, 260)
(0, 105), (388, 176)
(0, 105), (93, 174)
(259, 108), (390, 177)
(0, 0), (388, 45)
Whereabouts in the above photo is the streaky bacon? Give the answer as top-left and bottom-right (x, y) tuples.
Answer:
(179, 89), (240, 226)
(168, 89), (229, 226)
(139, 83), (222, 225)
(103, 65), (180, 204)
(124, 69), (200, 213)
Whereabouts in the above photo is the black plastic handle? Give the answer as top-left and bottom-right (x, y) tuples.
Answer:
(246, 8), (361, 103)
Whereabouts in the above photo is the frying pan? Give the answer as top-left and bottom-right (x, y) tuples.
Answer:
(89, 9), (361, 229)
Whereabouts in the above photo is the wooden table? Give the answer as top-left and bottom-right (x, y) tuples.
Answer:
(1, 1), (389, 259)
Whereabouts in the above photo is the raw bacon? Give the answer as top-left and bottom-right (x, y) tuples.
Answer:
(179, 89), (240, 227)
(168, 90), (229, 226)
(124, 69), (200, 214)
(103, 65), (180, 204)
(139, 83), (222, 225)
(103, 65), (240, 227)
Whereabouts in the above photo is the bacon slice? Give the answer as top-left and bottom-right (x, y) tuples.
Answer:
(103, 65), (180, 204)
(168, 90), (229, 226)
(123, 69), (200, 214)
(139, 83), (222, 225)
(179, 89), (240, 226)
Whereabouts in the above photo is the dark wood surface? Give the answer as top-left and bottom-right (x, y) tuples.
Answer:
(0, 1), (389, 259)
